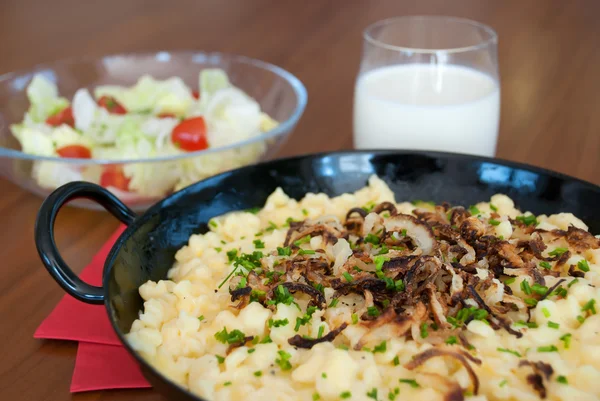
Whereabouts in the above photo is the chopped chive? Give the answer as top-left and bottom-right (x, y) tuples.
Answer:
(578, 259), (590, 272)
(525, 298), (538, 307)
(568, 278), (579, 288)
(393, 355), (400, 366)
(277, 246), (291, 256)
(367, 306), (380, 317)
(582, 299), (597, 314)
(505, 277), (516, 285)
(539, 261), (552, 269)
(557, 376), (568, 384)
(343, 272), (354, 282)
(340, 391), (352, 399)
(420, 323), (429, 339)
(542, 307), (551, 318)
(322, 372), (327, 378)
(532, 284), (549, 296)
(515, 320), (538, 329)
(516, 214), (538, 226)
(577, 315), (586, 324)
(373, 341), (387, 353)
(497, 348), (521, 357)
(214, 247), (222, 253)
(302, 208), (309, 216)
(548, 247), (568, 257)
(520, 279), (532, 295)
(560, 333), (572, 348)
(209, 220), (218, 228)
(490, 204), (498, 212)
(366, 388), (378, 400)
(489, 219), (501, 226)
(268, 318), (289, 328)
(198, 315), (205, 322)
(223, 381), (232, 386)
(364, 233), (380, 245)
(248, 348), (256, 354)
(329, 298), (339, 308)
(215, 355), (225, 363)
(226, 249), (238, 262)
(299, 249), (316, 255)
(275, 350), (292, 370)
(254, 370), (262, 377)
(445, 336), (458, 345)
(317, 325), (325, 338)
(468, 205), (480, 215)
(537, 345), (558, 352)
(548, 321), (560, 329)
(399, 379), (419, 388)
(293, 235), (311, 246)
(351, 313), (359, 324)
(499, 379), (508, 387)
(313, 393), (320, 401)
(253, 239), (265, 249)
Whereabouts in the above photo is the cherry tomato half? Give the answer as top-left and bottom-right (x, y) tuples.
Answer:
(46, 107), (75, 127)
(56, 144), (92, 159)
(100, 165), (130, 191)
(98, 96), (127, 114)
(192, 91), (200, 100)
(171, 117), (208, 151)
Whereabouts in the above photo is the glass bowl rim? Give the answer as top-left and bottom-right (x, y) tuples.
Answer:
(0, 50), (308, 165)
(363, 15), (498, 54)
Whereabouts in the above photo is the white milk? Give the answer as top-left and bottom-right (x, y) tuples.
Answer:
(353, 64), (500, 156)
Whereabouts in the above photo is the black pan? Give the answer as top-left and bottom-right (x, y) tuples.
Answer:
(34, 150), (600, 400)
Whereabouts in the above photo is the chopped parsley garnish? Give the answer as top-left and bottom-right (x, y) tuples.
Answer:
(254, 370), (262, 377)
(420, 323), (429, 339)
(351, 313), (359, 324)
(268, 285), (296, 306)
(317, 325), (325, 338)
(215, 328), (246, 344)
(215, 355), (225, 364)
(468, 205), (481, 215)
(268, 318), (289, 328)
(505, 277), (516, 285)
(557, 376), (568, 384)
(329, 298), (339, 308)
(548, 321), (560, 329)
(497, 348), (521, 357)
(253, 239), (265, 249)
(568, 278), (579, 288)
(537, 345), (558, 352)
(277, 246), (292, 256)
(366, 388), (378, 400)
(490, 204), (498, 212)
(364, 233), (380, 245)
(226, 249), (238, 262)
(373, 341), (387, 353)
(489, 219), (501, 226)
(343, 272), (354, 282)
(499, 379), (508, 387)
(399, 379), (419, 388)
(299, 249), (316, 255)
(539, 261), (552, 269)
(367, 306), (380, 317)
(393, 355), (400, 366)
(578, 259), (590, 272)
(198, 315), (205, 322)
(275, 350), (292, 370)
(445, 336), (458, 345)
(542, 307), (551, 318)
(548, 247), (568, 257)
(248, 348), (256, 354)
(520, 279), (532, 295)
(560, 333), (572, 348)
(516, 214), (538, 226)
(209, 220), (218, 228)
(302, 208), (309, 216)
(582, 299), (597, 314)
(340, 391), (352, 399)
(293, 235), (311, 246)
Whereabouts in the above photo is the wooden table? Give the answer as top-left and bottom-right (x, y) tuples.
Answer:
(1, 0), (599, 400)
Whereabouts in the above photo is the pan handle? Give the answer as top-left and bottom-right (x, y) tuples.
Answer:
(35, 181), (137, 304)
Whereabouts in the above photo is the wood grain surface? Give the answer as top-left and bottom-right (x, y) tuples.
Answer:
(0, 0), (599, 400)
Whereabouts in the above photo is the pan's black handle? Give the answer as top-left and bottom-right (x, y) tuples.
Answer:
(35, 181), (137, 304)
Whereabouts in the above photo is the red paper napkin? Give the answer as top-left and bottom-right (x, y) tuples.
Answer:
(35, 224), (151, 391)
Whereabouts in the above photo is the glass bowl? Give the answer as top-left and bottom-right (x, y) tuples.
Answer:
(0, 51), (307, 211)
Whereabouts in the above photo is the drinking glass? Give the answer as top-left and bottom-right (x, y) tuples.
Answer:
(353, 16), (499, 156)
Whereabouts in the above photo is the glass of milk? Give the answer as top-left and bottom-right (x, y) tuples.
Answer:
(353, 16), (500, 156)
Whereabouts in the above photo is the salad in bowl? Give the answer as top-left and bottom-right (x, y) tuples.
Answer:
(0, 52), (307, 209)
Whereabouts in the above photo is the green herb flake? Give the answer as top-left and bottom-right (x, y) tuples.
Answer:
(269, 284), (296, 306)
(557, 376), (568, 384)
(322, 372), (327, 378)
(577, 315), (586, 324)
(399, 379), (419, 388)
(268, 318), (289, 328)
(516, 214), (538, 226)
(393, 355), (400, 366)
(237, 277), (247, 289)
(364, 234), (380, 245)
(247, 207), (261, 214)
(215, 355), (225, 364)
(490, 204), (498, 212)
(253, 239), (265, 249)
(340, 391), (352, 399)
(351, 313), (359, 325)
(560, 333), (572, 349)
(275, 350), (292, 370)
(293, 235), (311, 246)
(317, 325), (325, 339)
(420, 323), (429, 339)
(520, 279), (532, 295)
(215, 328), (246, 344)
(343, 272), (354, 282)
(542, 307), (551, 318)
(277, 246), (292, 256)
(329, 298), (339, 308)
(582, 299), (597, 315)
(367, 306), (380, 317)
(198, 315), (205, 322)
(299, 249), (316, 255)
(248, 348), (256, 354)
(468, 205), (481, 216)
(537, 345), (559, 353)
(568, 278), (579, 288)
(578, 259), (591, 272)
(548, 247), (568, 257)
(489, 219), (501, 226)
(374, 255), (390, 271)
(302, 208), (309, 216)
(227, 249), (238, 263)
(497, 347), (522, 357)
(214, 247), (222, 253)
(366, 388), (378, 400)
(505, 277), (516, 285)
(499, 379), (508, 387)
(373, 341), (387, 353)
(312, 393), (320, 401)
(223, 381), (232, 386)
(445, 336), (458, 345)
(266, 221), (278, 232)
(539, 261), (552, 270)
(548, 321), (560, 329)
(525, 298), (538, 307)
(254, 370), (262, 377)
(209, 220), (218, 228)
